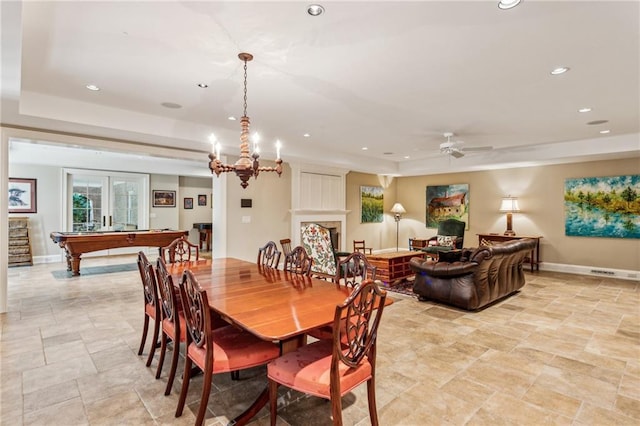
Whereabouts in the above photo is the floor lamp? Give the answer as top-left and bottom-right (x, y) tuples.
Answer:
(391, 203), (406, 251)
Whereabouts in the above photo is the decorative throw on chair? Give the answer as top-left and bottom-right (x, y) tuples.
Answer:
(300, 223), (337, 277)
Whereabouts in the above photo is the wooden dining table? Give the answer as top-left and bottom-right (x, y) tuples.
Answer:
(165, 257), (384, 425)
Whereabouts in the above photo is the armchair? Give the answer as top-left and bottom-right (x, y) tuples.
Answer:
(423, 219), (465, 258)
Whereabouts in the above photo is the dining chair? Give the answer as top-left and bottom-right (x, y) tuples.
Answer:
(353, 240), (373, 255)
(267, 279), (388, 426)
(283, 245), (313, 276)
(308, 251), (377, 341)
(154, 258), (186, 395)
(175, 270), (281, 426)
(136, 251), (160, 367)
(335, 251), (376, 287)
(279, 238), (292, 257)
(258, 241), (281, 269)
(161, 235), (199, 263)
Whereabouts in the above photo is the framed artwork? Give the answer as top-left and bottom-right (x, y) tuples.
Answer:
(152, 190), (176, 207)
(565, 174), (639, 238)
(8, 178), (37, 213)
(184, 197), (194, 209)
(198, 194), (207, 206)
(426, 184), (469, 229)
(360, 186), (383, 223)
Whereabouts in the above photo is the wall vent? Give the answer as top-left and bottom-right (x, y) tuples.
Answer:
(590, 269), (615, 276)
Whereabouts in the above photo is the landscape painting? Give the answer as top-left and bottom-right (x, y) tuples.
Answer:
(564, 174), (639, 238)
(360, 186), (383, 223)
(426, 184), (469, 229)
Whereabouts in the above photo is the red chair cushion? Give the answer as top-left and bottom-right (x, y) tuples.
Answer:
(267, 340), (372, 399)
(187, 325), (280, 373)
(145, 303), (156, 319)
(162, 312), (187, 342)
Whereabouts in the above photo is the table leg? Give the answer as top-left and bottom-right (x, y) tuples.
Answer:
(227, 334), (305, 425)
(70, 254), (82, 276)
(227, 389), (269, 426)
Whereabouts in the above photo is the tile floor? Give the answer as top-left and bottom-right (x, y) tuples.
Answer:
(1, 255), (639, 425)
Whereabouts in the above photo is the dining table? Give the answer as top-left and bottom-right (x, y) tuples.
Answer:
(165, 257), (389, 426)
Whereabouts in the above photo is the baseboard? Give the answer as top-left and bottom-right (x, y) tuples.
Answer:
(33, 255), (64, 264)
(540, 262), (639, 281)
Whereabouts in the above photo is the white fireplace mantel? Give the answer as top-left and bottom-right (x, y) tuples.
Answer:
(290, 209), (351, 215)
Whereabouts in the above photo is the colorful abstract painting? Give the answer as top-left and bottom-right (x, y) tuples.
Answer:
(360, 186), (383, 223)
(426, 184), (469, 229)
(565, 174), (639, 238)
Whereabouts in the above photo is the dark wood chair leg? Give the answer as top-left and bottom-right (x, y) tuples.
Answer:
(367, 377), (379, 426)
(138, 314), (149, 355)
(175, 357), (192, 417)
(269, 379), (278, 426)
(145, 320), (159, 367)
(155, 332), (167, 379)
(165, 338), (180, 395)
(195, 366), (213, 426)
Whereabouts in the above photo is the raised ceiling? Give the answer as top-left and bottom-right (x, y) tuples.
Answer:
(2, 1), (639, 176)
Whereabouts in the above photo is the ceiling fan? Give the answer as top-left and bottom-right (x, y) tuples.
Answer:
(440, 132), (493, 158)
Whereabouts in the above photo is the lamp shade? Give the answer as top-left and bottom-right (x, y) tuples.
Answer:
(391, 203), (406, 215)
(499, 197), (520, 212)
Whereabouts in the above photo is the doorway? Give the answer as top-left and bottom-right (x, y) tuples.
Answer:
(63, 169), (150, 255)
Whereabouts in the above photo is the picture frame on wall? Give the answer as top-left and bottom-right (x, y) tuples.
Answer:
(198, 194), (207, 206)
(360, 186), (383, 223)
(426, 184), (470, 229)
(184, 197), (194, 209)
(564, 174), (639, 239)
(8, 177), (37, 213)
(152, 190), (176, 207)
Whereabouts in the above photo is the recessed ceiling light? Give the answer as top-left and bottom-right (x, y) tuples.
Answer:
(197, 83), (208, 88)
(404, 156), (410, 159)
(86, 84), (100, 91)
(498, 0), (522, 10)
(228, 116), (237, 121)
(587, 120), (609, 125)
(361, 147), (368, 151)
(578, 107), (592, 113)
(161, 102), (182, 109)
(307, 4), (325, 16)
(599, 129), (611, 134)
(303, 133), (310, 138)
(550, 67), (570, 75)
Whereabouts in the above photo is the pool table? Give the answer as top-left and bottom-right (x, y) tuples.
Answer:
(50, 229), (188, 275)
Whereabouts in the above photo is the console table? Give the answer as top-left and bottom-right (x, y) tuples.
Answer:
(477, 234), (542, 272)
(367, 251), (426, 285)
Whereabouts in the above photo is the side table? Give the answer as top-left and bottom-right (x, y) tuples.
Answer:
(477, 234), (542, 272)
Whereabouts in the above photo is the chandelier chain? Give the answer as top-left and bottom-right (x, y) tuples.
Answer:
(243, 60), (248, 117)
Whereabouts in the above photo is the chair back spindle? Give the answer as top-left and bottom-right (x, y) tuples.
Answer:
(279, 238), (292, 257)
(258, 241), (281, 269)
(283, 246), (313, 276)
(161, 235), (199, 263)
(336, 251), (376, 287)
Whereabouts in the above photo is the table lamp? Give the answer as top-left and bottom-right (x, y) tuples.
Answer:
(499, 196), (520, 236)
(391, 203), (406, 251)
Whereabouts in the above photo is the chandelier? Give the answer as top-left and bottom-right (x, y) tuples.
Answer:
(208, 53), (283, 189)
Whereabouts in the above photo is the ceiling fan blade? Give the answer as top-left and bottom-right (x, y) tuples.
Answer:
(464, 146), (493, 152)
(450, 149), (465, 158)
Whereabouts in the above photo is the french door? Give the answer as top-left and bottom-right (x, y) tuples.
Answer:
(63, 169), (149, 255)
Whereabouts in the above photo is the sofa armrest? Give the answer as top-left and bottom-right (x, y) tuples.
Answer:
(409, 257), (478, 277)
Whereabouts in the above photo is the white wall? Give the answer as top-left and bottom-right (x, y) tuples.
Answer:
(179, 176), (213, 244)
(7, 163), (62, 258)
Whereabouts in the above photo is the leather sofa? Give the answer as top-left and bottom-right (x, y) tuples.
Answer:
(409, 238), (538, 310)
